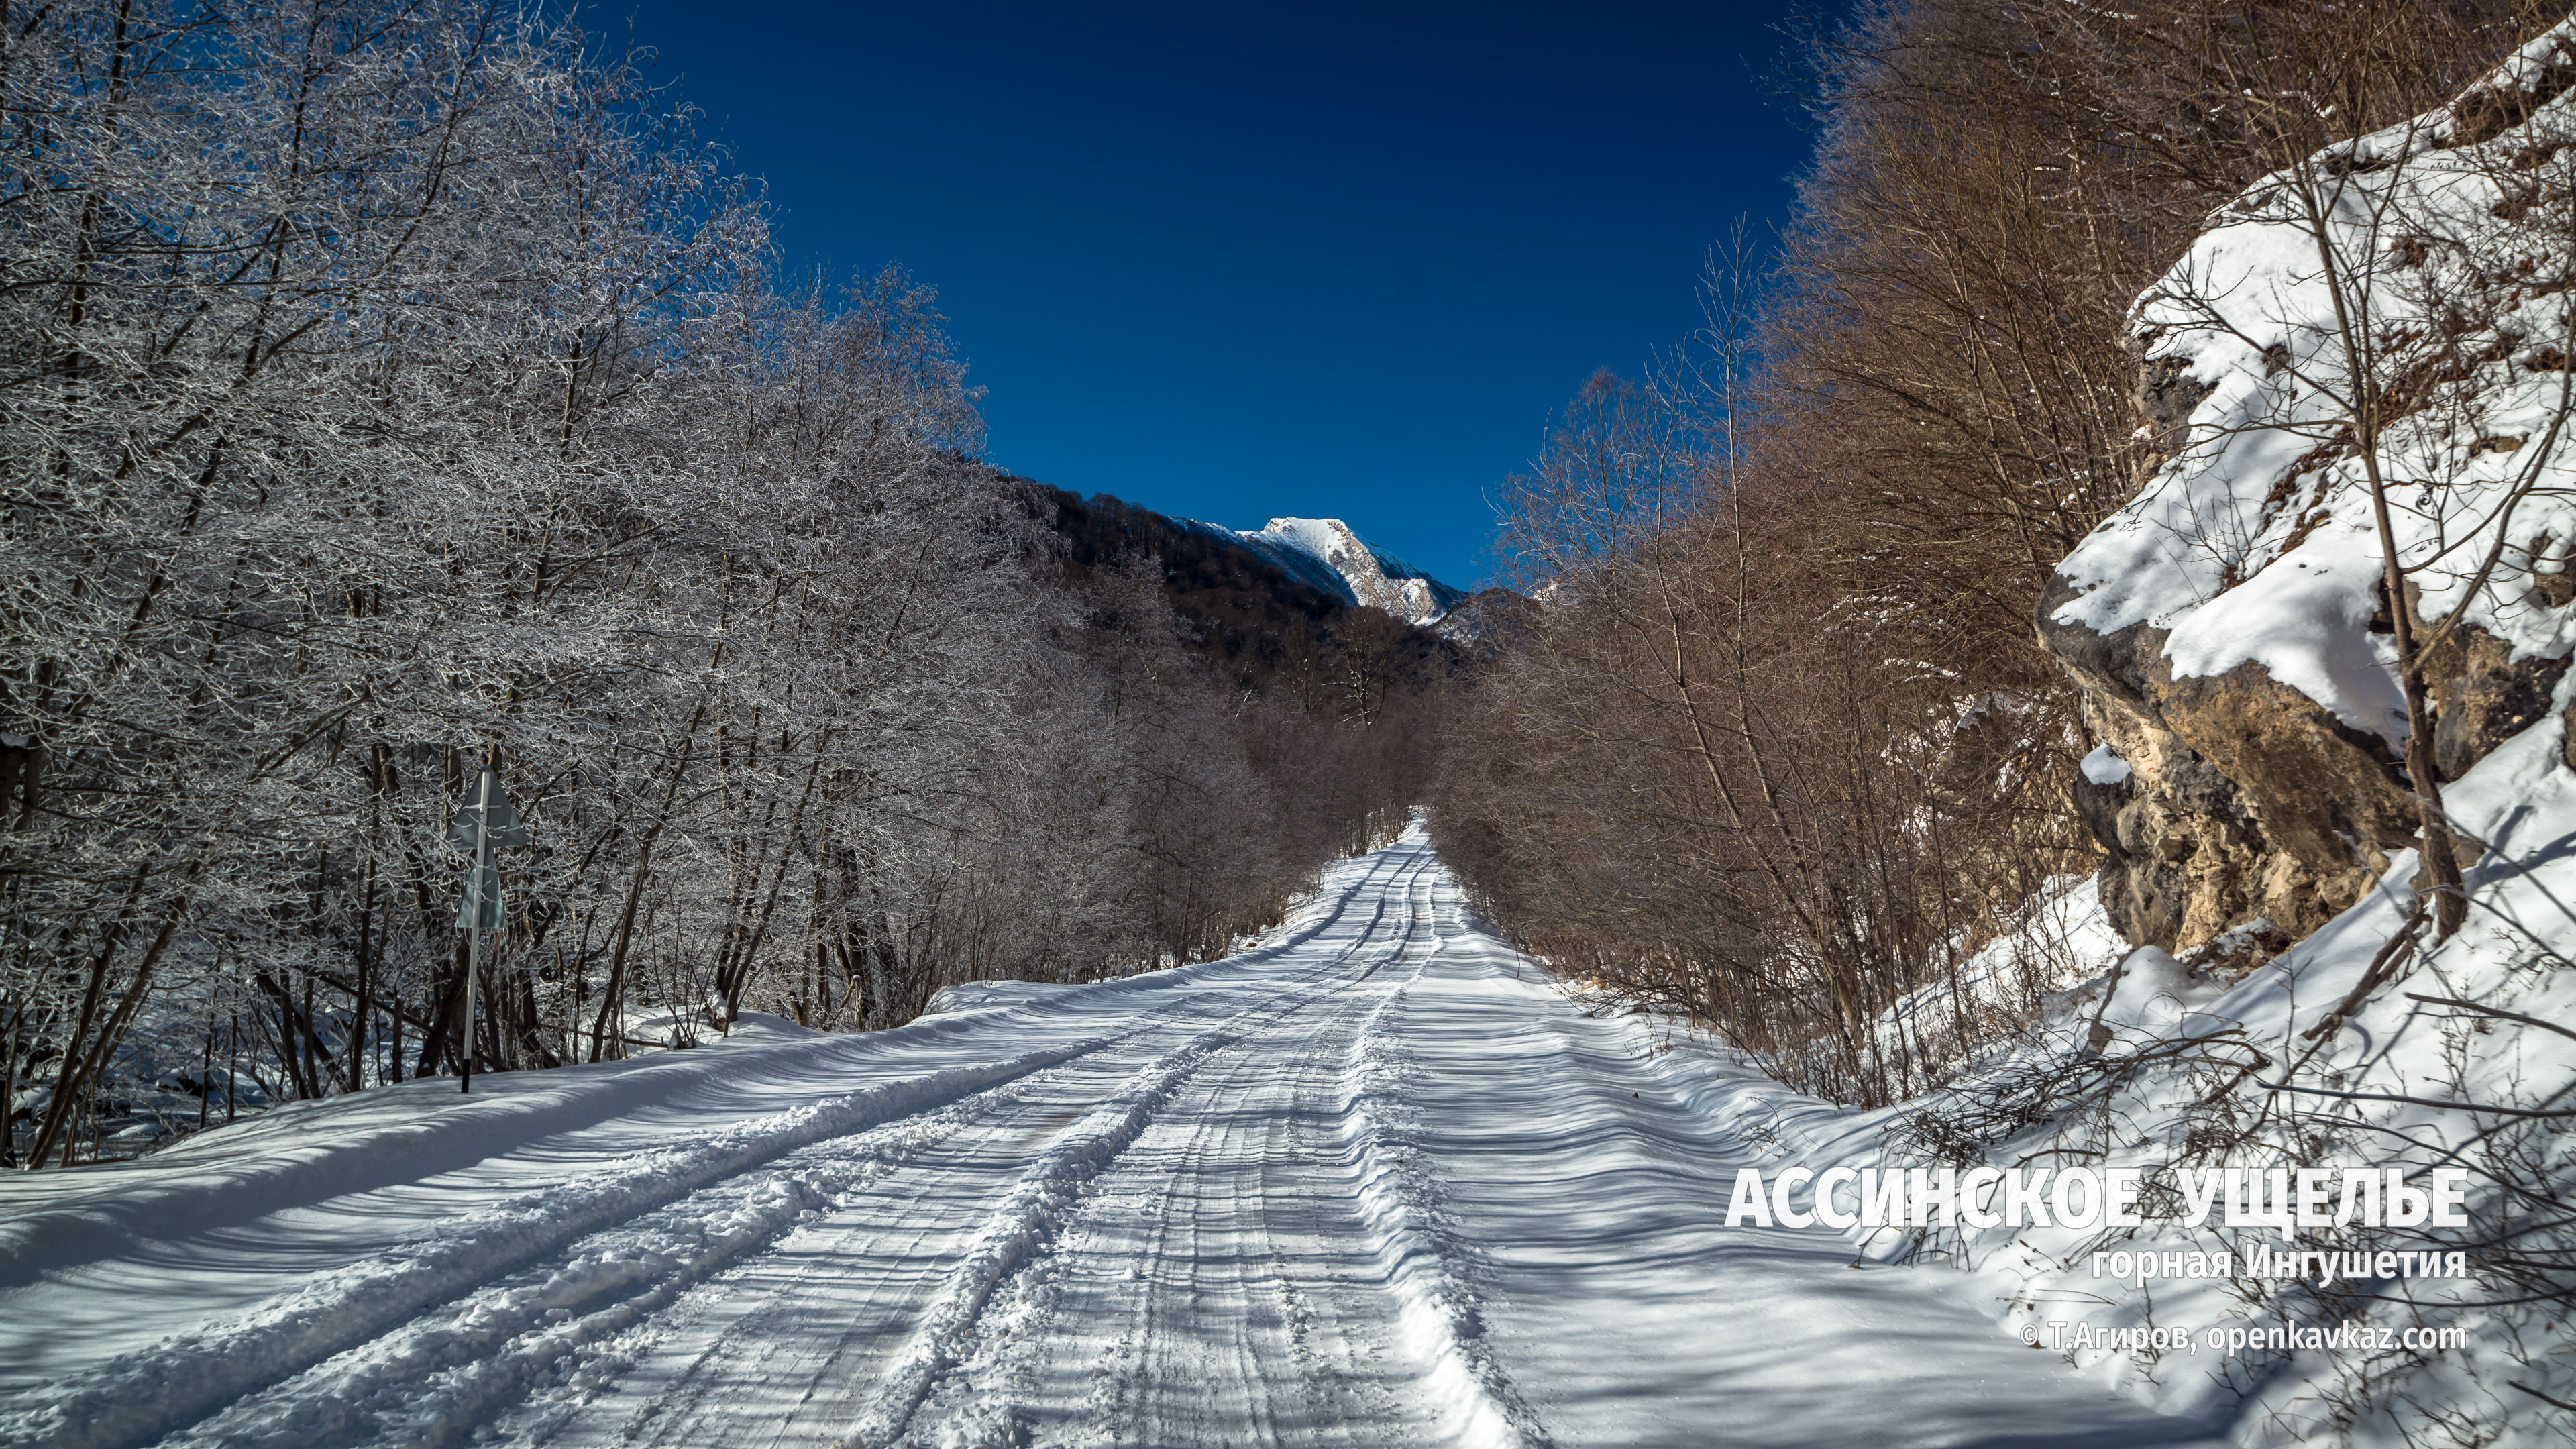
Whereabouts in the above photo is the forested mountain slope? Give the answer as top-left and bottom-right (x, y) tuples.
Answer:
(1014, 482), (1464, 710)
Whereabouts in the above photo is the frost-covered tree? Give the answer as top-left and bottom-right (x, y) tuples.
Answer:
(1, 0), (1387, 1166)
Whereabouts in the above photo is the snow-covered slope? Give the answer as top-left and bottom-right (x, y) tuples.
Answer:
(1189, 516), (1473, 626)
(1959, 25), (2576, 1445)
(1709, 719), (2576, 1446)
(2037, 21), (2576, 953)
(0, 830), (2222, 1449)
(2049, 24), (2576, 735)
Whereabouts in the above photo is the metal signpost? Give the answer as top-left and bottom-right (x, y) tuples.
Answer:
(445, 747), (529, 1094)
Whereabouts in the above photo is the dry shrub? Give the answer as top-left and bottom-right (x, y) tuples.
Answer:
(1435, 0), (2561, 1105)
(1436, 369), (2093, 1106)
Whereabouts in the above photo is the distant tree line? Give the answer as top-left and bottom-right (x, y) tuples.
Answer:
(1432, 0), (2561, 1106)
(1022, 481), (1455, 851)
(0, 0), (1435, 1166)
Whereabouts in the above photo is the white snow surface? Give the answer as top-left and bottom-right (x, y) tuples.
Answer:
(1193, 516), (1472, 627)
(0, 828), (2220, 1449)
(2080, 744), (2134, 786)
(1759, 682), (2576, 1448)
(2048, 19), (2576, 743)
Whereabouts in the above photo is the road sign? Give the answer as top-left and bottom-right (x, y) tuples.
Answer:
(446, 793), (529, 850)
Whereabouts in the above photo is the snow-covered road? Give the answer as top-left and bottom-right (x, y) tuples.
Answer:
(0, 831), (2225, 1448)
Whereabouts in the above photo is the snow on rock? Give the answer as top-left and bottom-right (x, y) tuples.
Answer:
(2049, 21), (2576, 710)
(1854, 36), (2576, 1438)
(2041, 19), (2576, 952)
(1712, 702), (2576, 1445)
(1878, 31), (2576, 1419)
(1193, 515), (1474, 626)
(2080, 745), (2133, 786)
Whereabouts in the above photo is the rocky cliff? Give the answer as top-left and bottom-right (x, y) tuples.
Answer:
(1016, 481), (1465, 698)
(2039, 25), (2576, 954)
(1205, 517), (1473, 627)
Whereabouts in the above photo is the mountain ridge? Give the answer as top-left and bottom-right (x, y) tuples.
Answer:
(1181, 517), (1473, 628)
(1011, 480), (1466, 705)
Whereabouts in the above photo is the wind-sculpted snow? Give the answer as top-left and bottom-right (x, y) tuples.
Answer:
(0, 830), (2224, 1448)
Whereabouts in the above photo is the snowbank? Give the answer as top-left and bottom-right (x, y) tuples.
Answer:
(1656, 704), (2574, 1440)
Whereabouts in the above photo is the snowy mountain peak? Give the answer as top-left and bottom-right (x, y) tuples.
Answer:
(1208, 516), (1471, 627)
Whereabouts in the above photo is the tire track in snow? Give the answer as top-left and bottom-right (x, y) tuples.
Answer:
(1336, 853), (1556, 1449)
(0, 1049), (1096, 1449)
(830, 1029), (1238, 1449)
(5, 843), (1446, 1449)
(141, 1069), (1086, 1449)
(1097, 853), (1445, 1446)
(1116, 984), (1405, 1442)
(836, 847), (1446, 1448)
(9, 845), (1433, 1449)
(873, 842), (1543, 1449)
(455, 847), (1442, 1449)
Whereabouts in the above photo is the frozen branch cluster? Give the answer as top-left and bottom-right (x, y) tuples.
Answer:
(0, 0), (1384, 1167)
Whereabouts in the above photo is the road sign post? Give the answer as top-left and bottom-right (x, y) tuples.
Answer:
(447, 746), (529, 1095)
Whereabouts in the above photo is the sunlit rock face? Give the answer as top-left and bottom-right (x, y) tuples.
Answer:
(2042, 588), (2422, 953)
(2040, 27), (2576, 952)
(1209, 517), (1472, 627)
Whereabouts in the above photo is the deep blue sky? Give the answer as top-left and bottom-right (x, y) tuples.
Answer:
(623, 1), (1825, 590)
